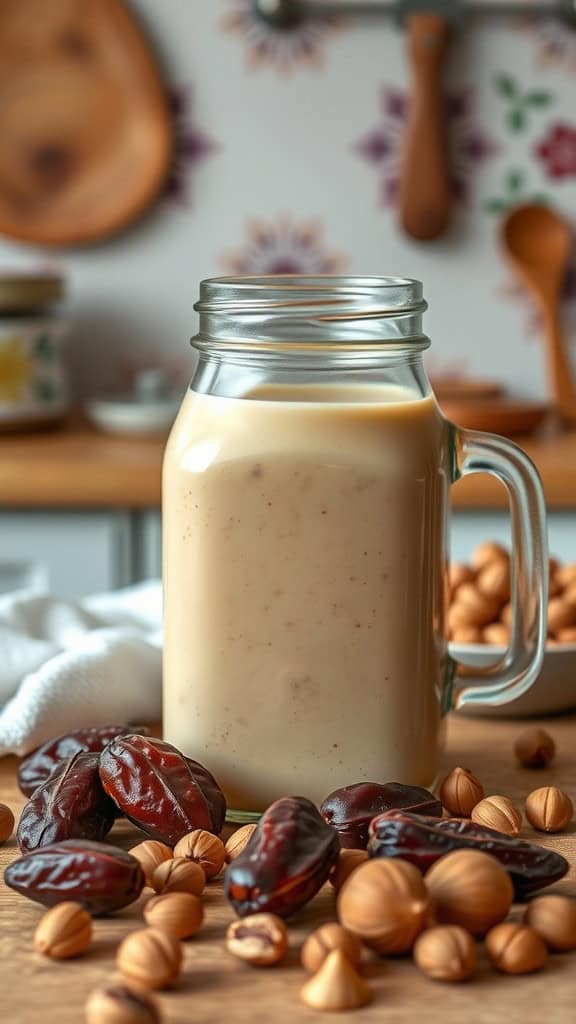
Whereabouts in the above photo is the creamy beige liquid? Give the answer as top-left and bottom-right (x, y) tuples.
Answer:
(163, 384), (450, 812)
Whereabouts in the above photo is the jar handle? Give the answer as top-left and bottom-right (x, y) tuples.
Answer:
(447, 426), (548, 710)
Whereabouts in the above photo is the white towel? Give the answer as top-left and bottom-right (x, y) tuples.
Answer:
(0, 582), (162, 757)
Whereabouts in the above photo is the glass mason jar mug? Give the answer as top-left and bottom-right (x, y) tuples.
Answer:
(163, 276), (547, 821)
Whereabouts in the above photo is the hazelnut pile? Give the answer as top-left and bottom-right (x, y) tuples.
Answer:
(6, 724), (576, 1020)
(447, 542), (576, 645)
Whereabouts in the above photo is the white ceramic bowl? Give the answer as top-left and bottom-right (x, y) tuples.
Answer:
(450, 643), (576, 718)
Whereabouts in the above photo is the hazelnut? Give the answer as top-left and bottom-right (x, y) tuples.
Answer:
(501, 602), (513, 626)
(452, 583), (500, 627)
(451, 625), (482, 644)
(226, 913), (288, 966)
(476, 560), (510, 603)
(338, 857), (430, 954)
(471, 542), (509, 570)
(34, 901), (92, 959)
(85, 983), (160, 1024)
(117, 928), (182, 990)
(300, 950), (373, 1012)
(525, 786), (573, 832)
(555, 562), (576, 588)
(563, 582), (576, 607)
(471, 795), (522, 836)
(0, 803), (14, 844)
(485, 922), (547, 974)
(556, 627), (576, 643)
(301, 923), (362, 974)
(547, 597), (575, 635)
(130, 840), (173, 887)
(173, 829), (225, 879)
(330, 848), (369, 892)
(439, 766), (484, 817)
(425, 850), (513, 937)
(413, 924), (477, 983)
(524, 894), (576, 951)
(151, 856), (205, 896)
(447, 603), (477, 633)
(224, 824), (257, 863)
(514, 727), (555, 769)
(482, 623), (510, 646)
(144, 892), (204, 939)
(448, 563), (475, 594)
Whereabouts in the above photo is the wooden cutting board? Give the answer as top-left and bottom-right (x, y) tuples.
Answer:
(0, 0), (172, 246)
(1, 715), (575, 1022)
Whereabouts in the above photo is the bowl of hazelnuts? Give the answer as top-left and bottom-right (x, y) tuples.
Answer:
(448, 541), (576, 718)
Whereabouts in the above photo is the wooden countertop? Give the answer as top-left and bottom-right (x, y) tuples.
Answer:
(2, 714), (576, 1022)
(0, 417), (575, 510)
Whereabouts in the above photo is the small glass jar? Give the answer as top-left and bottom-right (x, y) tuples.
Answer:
(163, 276), (547, 821)
(0, 271), (69, 430)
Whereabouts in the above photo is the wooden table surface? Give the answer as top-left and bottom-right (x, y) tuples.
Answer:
(1, 714), (576, 1023)
(1, 416), (576, 510)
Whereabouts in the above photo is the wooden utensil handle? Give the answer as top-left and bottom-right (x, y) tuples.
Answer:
(399, 13), (451, 242)
(543, 302), (576, 425)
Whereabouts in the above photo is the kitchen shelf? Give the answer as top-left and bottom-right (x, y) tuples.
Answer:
(0, 416), (575, 510)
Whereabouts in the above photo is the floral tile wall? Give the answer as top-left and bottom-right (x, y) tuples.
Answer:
(1, 0), (575, 399)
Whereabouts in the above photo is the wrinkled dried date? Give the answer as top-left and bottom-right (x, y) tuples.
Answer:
(99, 735), (226, 844)
(225, 796), (340, 918)
(4, 839), (145, 915)
(17, 752), (116, 853)
(321, 782), (442, 849)
(18, 724), (150, 797)
(368, 810), (569, 897)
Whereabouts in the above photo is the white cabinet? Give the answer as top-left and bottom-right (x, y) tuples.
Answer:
(0, 511), (133, 598)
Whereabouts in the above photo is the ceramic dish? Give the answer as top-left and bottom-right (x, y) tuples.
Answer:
(451, 643), (576, 718)
(86, 396), (180, 437)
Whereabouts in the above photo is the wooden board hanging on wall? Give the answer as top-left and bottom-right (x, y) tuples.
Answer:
(0, 0), (173, 246)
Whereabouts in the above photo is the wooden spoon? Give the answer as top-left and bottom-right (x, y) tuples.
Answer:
(502, 203), (576, 424)
(398, 13), (451, 241)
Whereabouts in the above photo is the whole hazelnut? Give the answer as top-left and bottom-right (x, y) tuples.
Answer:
(556, 562), (576, 588)
(485, 922), (547, 974)
(471, 542), (509, 570)
(425, 850), (513, 937)
(330, 849), (369, 892)
(451, 625), (483, 644)
(482, 623), (510, 646)
(453, 584), (500, 627)
(448, 563), (475, 594)
(144, 892), (204, 940)
(439, 766), (484, 817)
(225, 824), (257, 863)
(476, 560), (510, 603)
(34, 901), (92, 959)
(338, 857), (430, 954)
(130, 840), (173, 887)
(556, 627), (576, 643)
(547, 598), (575, 635)
(301, 923), (362, 974)
(563, 582), (576, 607)
(0, 803), (14, 844)
(173, 830), (225, 879)
(226, 913), (288, 966)
(501, 602), (513, 626)
(514, 727), (556, 769)
(413, 924), (477, 983)
(471, 795), (522, 836)
(447, 604), (478, 633)
(117, 928), (182, 990)
(524, 894), (576, 951)
(151, 856), (205, 896)
(525, 786), (573, 833)
(85, 983), (160, 1024)
(300, 950), (373, 1012)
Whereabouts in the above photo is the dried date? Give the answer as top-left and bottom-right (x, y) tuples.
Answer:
(17, 752), (116, 853)
(4, 839), (145, 915)
(99, 735), (226, 844)
(18, 724), (150, 797)
(368, 810), (568, 897)
(320, 782), (442, 849)
(225, 796), (340, 918)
